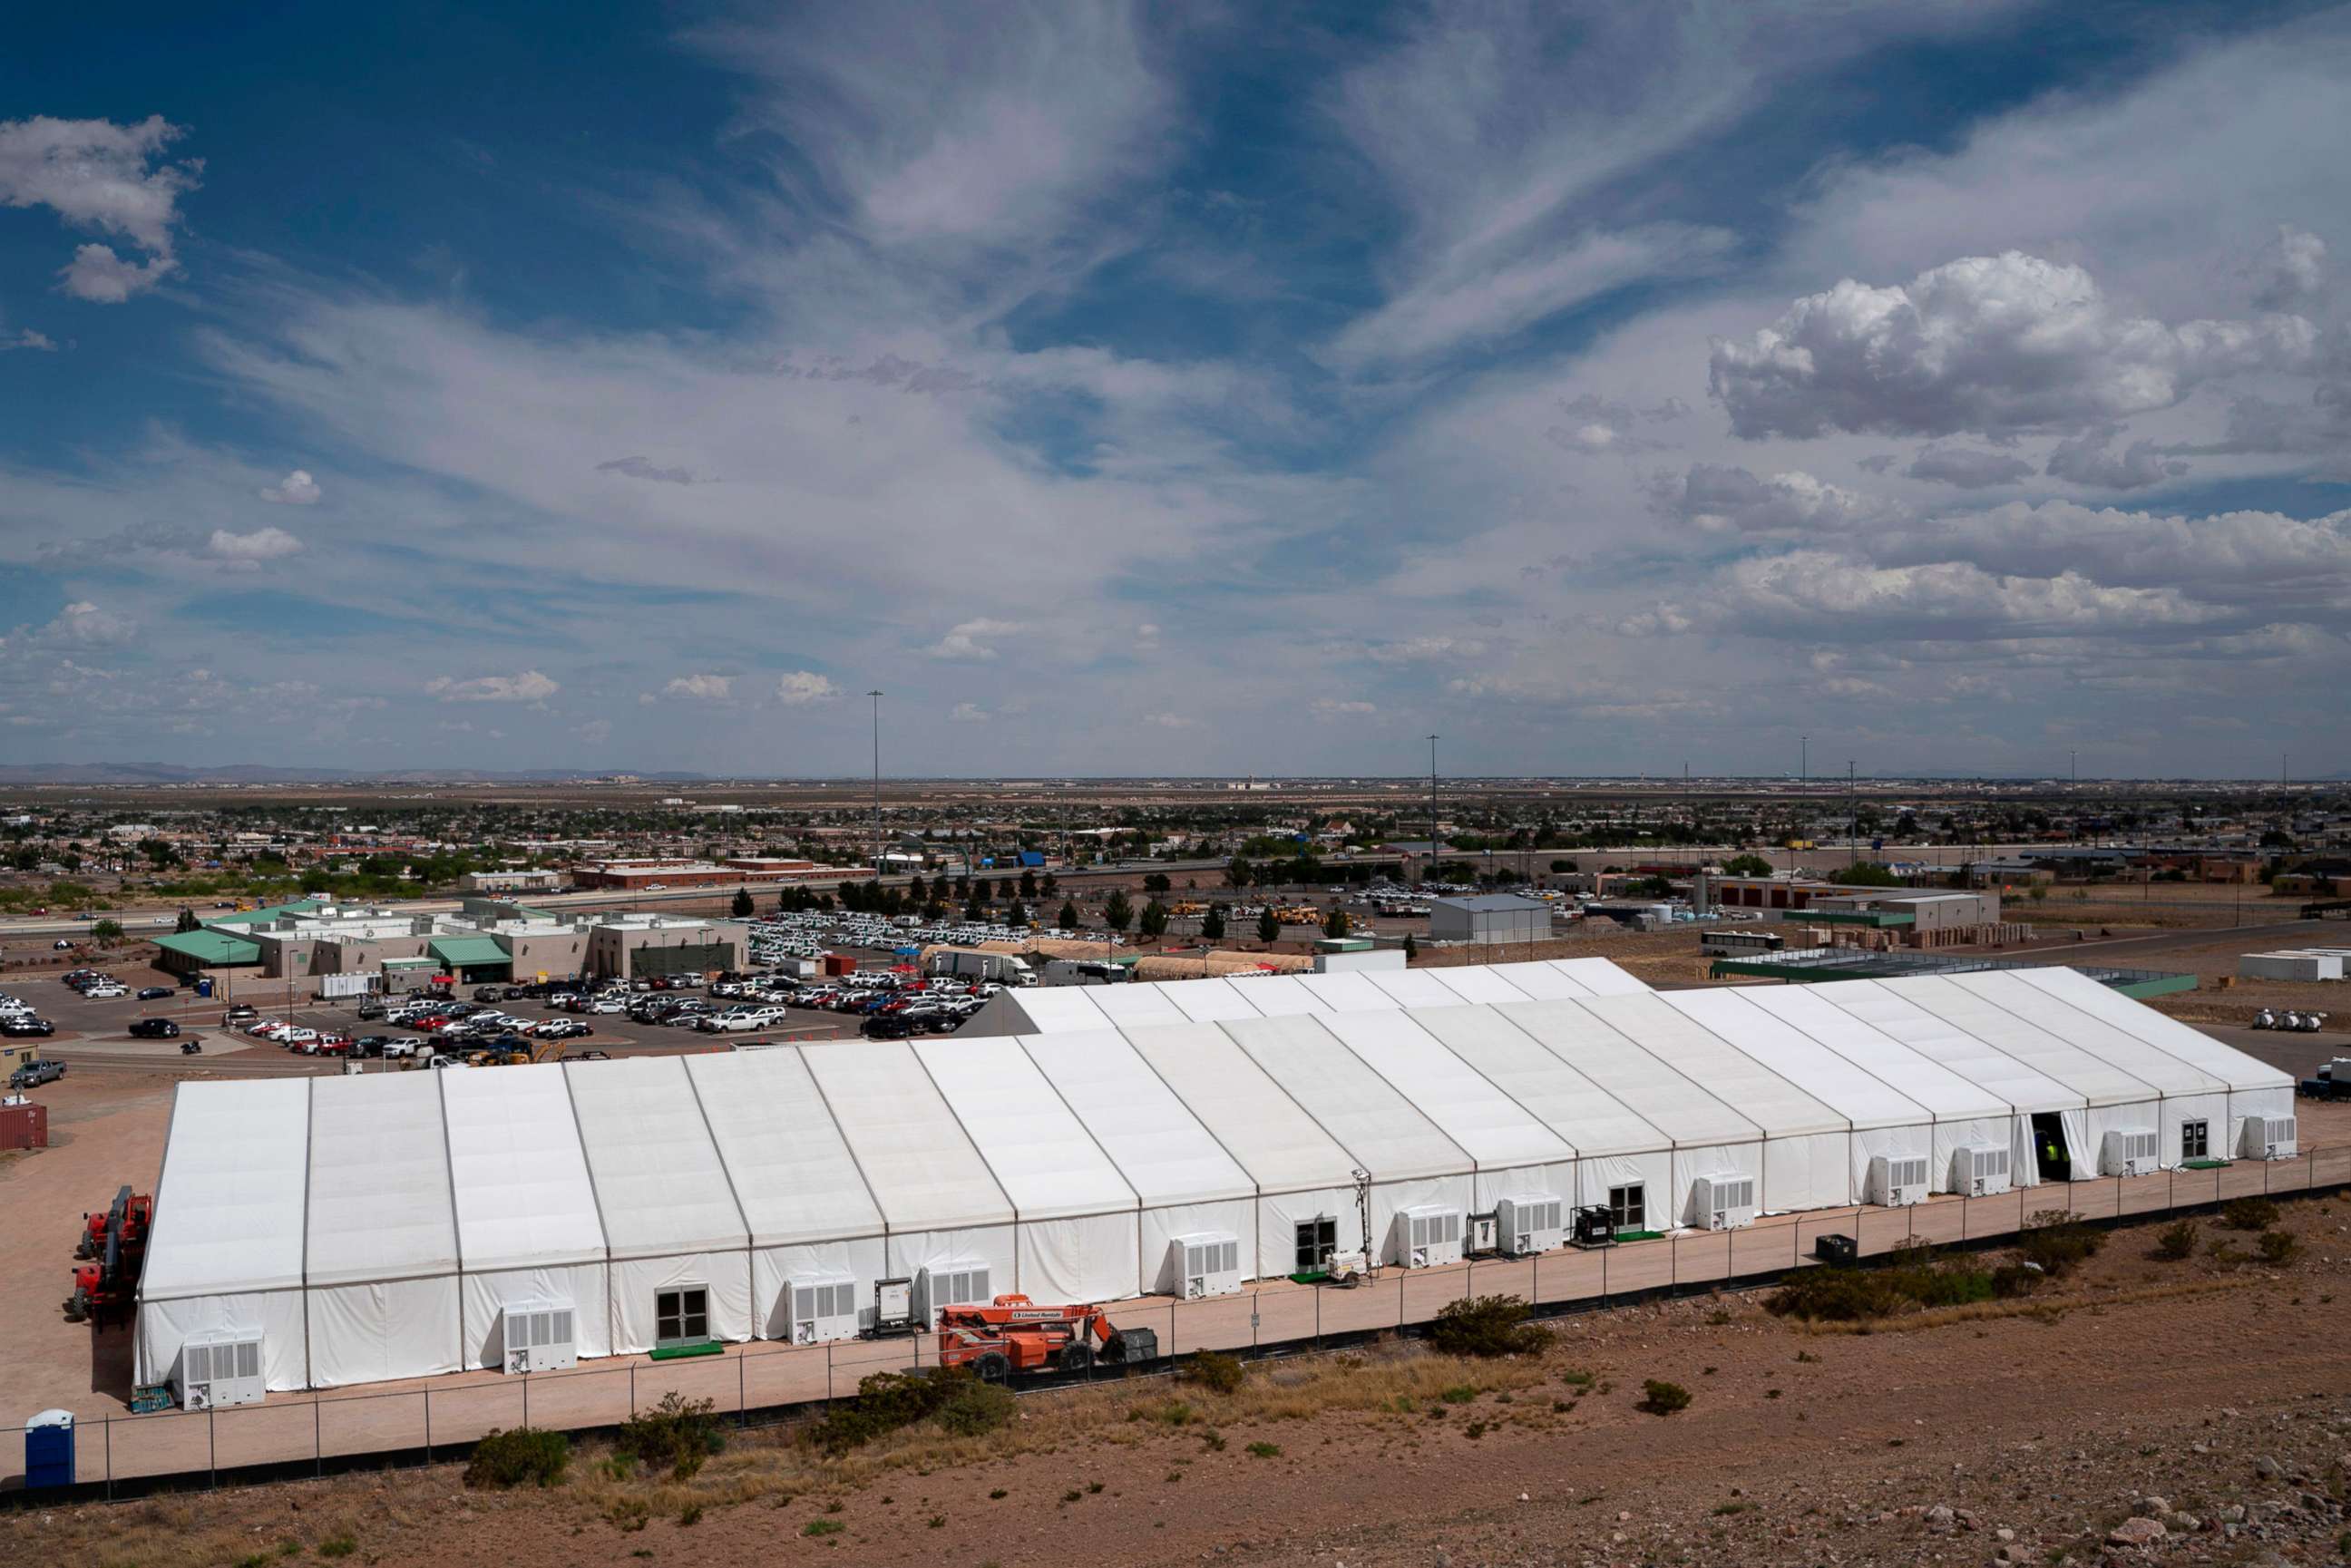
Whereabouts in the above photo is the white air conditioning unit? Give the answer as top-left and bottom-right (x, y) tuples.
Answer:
(1394, 1204), (1464, 1268)
(177, 1337), (265, 1410)
(1867, 1154), (1929, 1207)
(787, 1274), (859, 1345)
(2239, 1115), (2297, 1161)
(502, 1302), (577, 1374)
(2100, 1128), (2160, 1177)
(1954, 1143), (2011, 1197)
(1493, 1193), (1565, 1256)
(1691, 1174), (1756, 1232)
(1169, 1232), (1243, 1299)
(914, 1260), (992, 1327)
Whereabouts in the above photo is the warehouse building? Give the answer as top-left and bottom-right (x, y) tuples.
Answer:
(132, 964), (2296, 1396)
(1429, 893), (1553, 945)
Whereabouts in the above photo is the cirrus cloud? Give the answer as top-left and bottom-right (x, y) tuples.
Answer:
(426, 669), (559, 704)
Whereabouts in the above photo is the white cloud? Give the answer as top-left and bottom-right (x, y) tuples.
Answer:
(1, 326), (55, 352)
(925, 618), (1022, 660)
(596, 455), (696, 485)
(1312, 697), (1378, 717)
(656, 673), (734, 702)
(1710, 252), (2315, 440)
(259, 469), (322, 504)
(2043, 425), (2189, 491)
(1141, 711), (1194, 729)
(426, 669), (559, 703)
(2250, 225), (2328, 310)
(1651, 465), (1898, 535)
(207, 525), (303, 561)
(773, 670), (840, 706)
(0, 115), (198, 302)
(1683, 550), (2219, 642)
(1904, 444), (2034, 490)
(948, 701), (990, 722)
(577, 718), (612, 744)
(28, 601), (139, 648)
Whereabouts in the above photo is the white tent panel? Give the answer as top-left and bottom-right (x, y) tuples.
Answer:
(567, 1057), (752, 1349)
(1480, 960), (1596, 999)
(801, 1042), (1014, 1232)
(1220, 1014), (1472, 1182)
(915, 1037), (1139, 1302)
(1224, 974), (1331, 1015)
(1361, 968), (1477, 1009)
(1887, 976), (2157, 1109)
(1086, 982), (1194, 1029)
(1548, 958), (1653, 996)
(2007, 966), (2297, 1136)
(305, 1072), (460, 1386)
(1420, 965), (1538, 1004)
(1001, 986), (1118, 1034)
(1292, 971), (1398, 1012)
(137, 1078), (313, 1390)
(1160, 975), (1276, 1023)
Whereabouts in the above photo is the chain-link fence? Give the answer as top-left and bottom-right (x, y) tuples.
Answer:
(10, 1143), (2345, 1495)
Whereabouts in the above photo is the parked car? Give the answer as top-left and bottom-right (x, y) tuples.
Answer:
(9, 1058), (66, 1089)
(473, 986), (504, 1003)
(353, 1036), (395, 1057)
(82, 983), (130, 1000)
(222, 1004), (259, 1026)
(2, 1017), (56, 1037)
(128, 1018), (181, 1039)
(136, 986), (175, 1001)
(355, 1000), (386, 1020)
(52, 939), (73, 951)
(572, 1048), (610, 1061)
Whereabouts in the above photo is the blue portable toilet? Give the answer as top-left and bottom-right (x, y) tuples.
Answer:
(24, 1408), (73, 1487)
(195, 977), (215, 998)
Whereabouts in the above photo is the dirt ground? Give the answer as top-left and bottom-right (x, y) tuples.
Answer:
(5, 1192), (2346, 1568)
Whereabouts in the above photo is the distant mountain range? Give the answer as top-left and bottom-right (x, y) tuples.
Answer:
(0, 764), (712, 785)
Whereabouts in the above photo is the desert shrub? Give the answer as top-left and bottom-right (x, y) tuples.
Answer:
(1428, 1293), (1552, 1358)
(803, 1518), (844, 1537)
(805, 1367), (1008, 1456)
(1989, 1264), (2040, 1299)
(317, 1535), (356, 1560)
(2221, 1196), (2279, 1232)
(1636, 1379), (1692, 1417)
(618, 1392), (724, 1480)
(463, 1427), (571, 1489)
(2152, 1220), (2200, 1261)
(2016, 1211), (2102, 1277)
(1185, 1350), (1246, 1395)
(1765, 1268), (1906, 1321)
(1244, 1441), (1282, 1458)
(2256, 1230), (2301, 1264)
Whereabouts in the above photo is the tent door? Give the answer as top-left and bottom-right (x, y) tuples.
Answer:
(1294, 1218), (1336, 1272)
(2030, 1113), (2072, 1183)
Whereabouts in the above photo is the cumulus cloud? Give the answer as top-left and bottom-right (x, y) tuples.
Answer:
(259, 469), (321, 504)
(925, 618), (1022, 660)
(773, 670), (840, 705)
(24, 600), (140, 648)
(2043, 424), (2189, 491)
(1680, 550), (2219, 642)
(1650, 464), (1900, 535)
(0, 115), (199, 302)
(948, 701), (990, 722)
(1904, 444), (2034, 490)
(1312, 697), (1378, 716)
(207, 526), (303, 561)
(1542, 390), (1696, 454)
(654, 673), (734, 702)
(577, 718), (613, 744)
(1, 326), (55, 352)
(595, 455), (697, 485)
(1710, 252), (2315, 439)
(2249, 225), (2327, 310)
(426, 669), (559, 703)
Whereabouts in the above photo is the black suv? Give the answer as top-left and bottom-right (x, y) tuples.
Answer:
(128, 1018), (181, 1039)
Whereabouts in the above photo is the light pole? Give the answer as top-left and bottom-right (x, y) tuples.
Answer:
(1425, 735), (1439, 888)
(866, 691), (883, 879)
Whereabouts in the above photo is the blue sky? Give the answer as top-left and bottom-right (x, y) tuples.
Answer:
(3, 1), (2346, 778)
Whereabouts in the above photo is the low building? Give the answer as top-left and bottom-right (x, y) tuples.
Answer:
(1429, 893), (1551, 945)
(572, 858), (849, 890)
(583, 914), (746, 980)
(456, 869), (565, 893)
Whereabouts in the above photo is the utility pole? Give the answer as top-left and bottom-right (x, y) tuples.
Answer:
(866, 691), (883, 878)
(1800, 735), (1808, 786)
(1849, 759), (1858, 872)
(1425, 735), (1439, 887)
(2070, 750), (2076, 786)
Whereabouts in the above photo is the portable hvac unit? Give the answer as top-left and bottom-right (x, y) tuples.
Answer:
(2239, 1115), (2298, 1160)
(870, 1276), (917, 1338)
(175, 1337), (265, 1410)
(1692, 1173), (1757, 1231)
(787, 1274), (859, 1345)
(502, 1303), (577, 1374)
(1395, 1205), (1464, 1268)
(914, 1260), (992, 1327)
(1568, 1204), (1616, 1249)
(2100, 1128), (2161, 1177)
(1953, 1144), (2012, 1197)
(1169, 1232), (1243, 1300)
(1464, 1210), (1499, 1255)
(1493, 1193), (1566, 1256)
(1867, 1154), (1929, 1207)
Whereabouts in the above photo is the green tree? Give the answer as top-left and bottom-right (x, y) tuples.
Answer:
(1201, 903), (1227, 940)
(1103, 890), (1134, 932)
(1139, 899), (1169, 940)
(730, 887), (755, 918)
(1322, 907), (1351, 939)
(1058, 899), (1080, 930)
(1142, 872), (1172, 893)
(1402, 933), (1418, 960)
(1833, 862), (1899, 888)
(174, 906), (200, 934)
(1224, 857), (1254, 890)
(1256, 908), (1281, 946)
(1719, 853), (1774, 878)
(1040, 872), (1058, 899)
(1004, 899), (1029, 927)
(907, 874), (929, 904)
(1019, 869), (1038, 899)
(92, 918), (125, 945)
(964, 896), (987, 921)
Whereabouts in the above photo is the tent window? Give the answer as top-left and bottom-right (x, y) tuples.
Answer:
(1294, 1217), (1337, 1272)
(2180, 1120), (2208, 1161)
(1608, 1184), (1644, 1232)
(656, 1286), (709, 1345)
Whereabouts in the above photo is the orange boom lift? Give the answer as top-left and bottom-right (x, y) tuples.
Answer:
(933, 1295), (1159, 1382)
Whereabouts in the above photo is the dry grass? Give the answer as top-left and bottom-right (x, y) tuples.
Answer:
(1780, 1276), (2253, 1336)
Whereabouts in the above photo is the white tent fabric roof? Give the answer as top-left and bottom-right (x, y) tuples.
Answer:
(1017, 1030), (1256, 1206)
(565, 1057), (747, 1261)
(144, 1078), (312, 1300)
(1732, 986), (2011, 1123)
(1552, 958), (1654, 995)
(1314, 1009), (1576, 1168)
(2007, 967), (2292, 1092)
(1660, 989), (1929, 1132)
(1420, 965), (1539, 1005)
(1478, 960), (1600, 999)
(1084, 982), (1195, 1030)
(1408, 1004), (1669, 1158)
(684, 1050), (883, 1248)
(1122, 1020), (1361, 1193)
(914, 1037), (1138, 1221)
(1002, 986), (1117, 1033)
(1583, 993), (1849, 1138)
(1291, 971), (1398, 1013)
(306, 1071), (456, 1288)
(1214, 974), (1328, 1015)
(1803, 980), (2083, 1113)
(1946, 971), (2229, 1097)
(1360, 968), (1479, 1009)
(1221, 1014), (1472, 1181)
(440, 1063), (607, 1273)
(1498, 999), (1763, 1147)
(800, 1042), (1013, 1232)
(1888, 976), (2158, 1107)
(1159, 975), (1272, 1023)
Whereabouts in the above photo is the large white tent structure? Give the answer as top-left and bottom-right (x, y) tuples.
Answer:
(135, 964), (2297, 1396)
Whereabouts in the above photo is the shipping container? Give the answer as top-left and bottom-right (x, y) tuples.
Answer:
(0, 1101), (50, 1150)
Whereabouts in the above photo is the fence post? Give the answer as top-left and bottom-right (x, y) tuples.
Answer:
(522, 1373), (530, 1430)
(315, 1397), (322, 1476)
(737, 1349), (746, 1427)
(824, 1342), (833, 1408)
(104, 1414), (112, 1500)
(424, 1388), (431, 1465)
(629, 1364), (636, 1417)
(208, 1405), (216, 1489)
